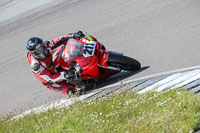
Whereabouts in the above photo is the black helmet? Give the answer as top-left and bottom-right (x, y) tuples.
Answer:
(26, 37), (47, 59)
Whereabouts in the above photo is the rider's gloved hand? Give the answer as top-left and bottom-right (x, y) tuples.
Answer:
(73, 31), (85, 40)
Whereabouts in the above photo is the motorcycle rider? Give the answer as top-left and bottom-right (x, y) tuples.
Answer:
(26, 31), (85, 95)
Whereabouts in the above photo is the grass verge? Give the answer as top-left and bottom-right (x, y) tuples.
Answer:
(0, 88), (200, 133)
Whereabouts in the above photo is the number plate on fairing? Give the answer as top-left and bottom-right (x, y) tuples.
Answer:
(83, 41), (96, 58)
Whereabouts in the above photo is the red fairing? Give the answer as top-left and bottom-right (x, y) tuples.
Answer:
(99, 50), (110, 67)
(59, 35), (119, 81)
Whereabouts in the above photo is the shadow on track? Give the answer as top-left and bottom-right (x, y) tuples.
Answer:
(86, 66), (149, 92)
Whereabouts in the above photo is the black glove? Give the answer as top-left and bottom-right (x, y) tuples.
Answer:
(73, 31), (85, 40)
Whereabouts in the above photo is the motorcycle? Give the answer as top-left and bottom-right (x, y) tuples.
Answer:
(54, 33), (141, 94)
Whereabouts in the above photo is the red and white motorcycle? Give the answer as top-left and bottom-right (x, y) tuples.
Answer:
(55, 33), (141, 94)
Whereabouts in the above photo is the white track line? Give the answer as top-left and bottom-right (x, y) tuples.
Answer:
(156, 69), (200, 92)
(11, 91), (100, 121)
(172, 73), (200, 89)
(99, 66), (200, 91)
(138, 73), (184, 94)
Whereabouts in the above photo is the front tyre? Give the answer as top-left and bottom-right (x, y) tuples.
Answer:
(107, 52), (141, 71)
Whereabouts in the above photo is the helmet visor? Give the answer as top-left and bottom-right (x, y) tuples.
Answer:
(31, 44), (46, 59)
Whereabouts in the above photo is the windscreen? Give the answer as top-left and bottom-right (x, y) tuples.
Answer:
(64, 39), (83, 62)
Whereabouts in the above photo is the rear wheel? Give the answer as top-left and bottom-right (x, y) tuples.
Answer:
(107, 52), (141, 71)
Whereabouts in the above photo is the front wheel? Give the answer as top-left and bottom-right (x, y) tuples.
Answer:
(107, 52), (141, 71)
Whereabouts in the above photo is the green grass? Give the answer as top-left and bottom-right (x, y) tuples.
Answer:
(0, 88), (200, 133)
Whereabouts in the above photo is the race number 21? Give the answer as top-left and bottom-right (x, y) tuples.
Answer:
(83, 41), (96, 57)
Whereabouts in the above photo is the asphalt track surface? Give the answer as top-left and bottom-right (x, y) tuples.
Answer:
(0, 0), (200, 115)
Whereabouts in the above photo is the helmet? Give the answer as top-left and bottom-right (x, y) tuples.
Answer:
(26, 37), (47, 59)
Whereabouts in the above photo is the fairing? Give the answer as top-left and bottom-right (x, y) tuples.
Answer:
(59, 36), (119, 80)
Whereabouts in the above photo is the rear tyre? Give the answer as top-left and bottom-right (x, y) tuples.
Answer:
(107, 52), (141, 71)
